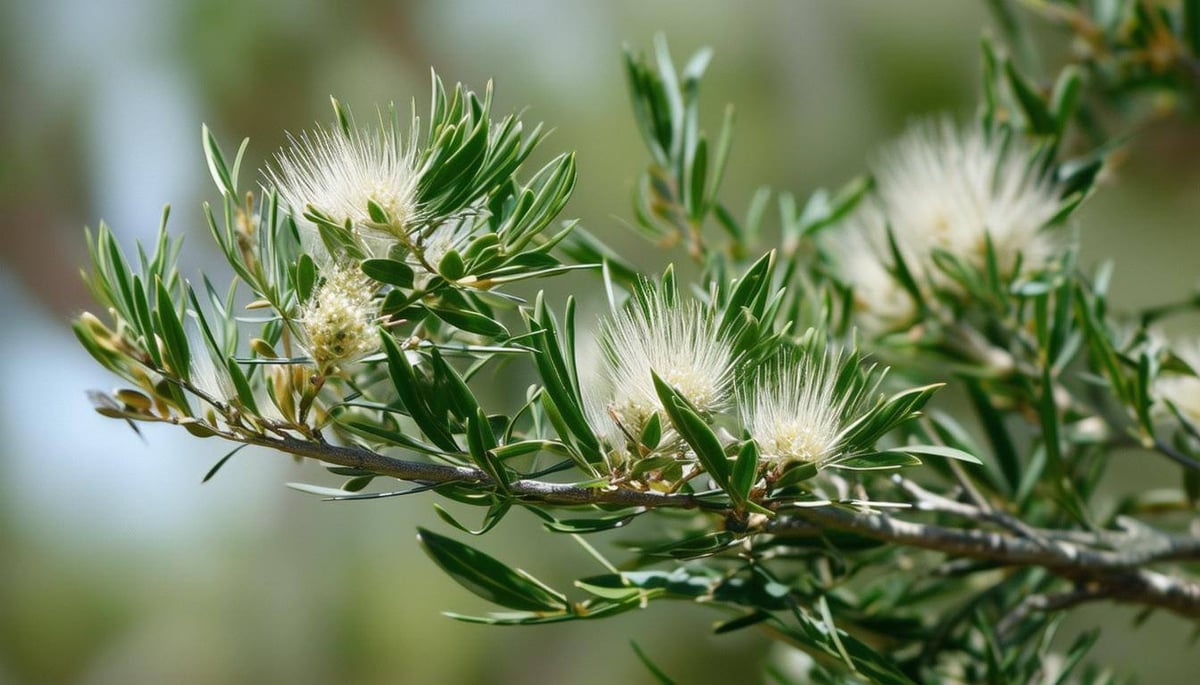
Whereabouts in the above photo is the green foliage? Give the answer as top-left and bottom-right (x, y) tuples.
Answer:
(71, 24), (1200, 685)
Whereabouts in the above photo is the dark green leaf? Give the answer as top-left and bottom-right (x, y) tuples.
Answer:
(155, 278), (190, 379)
(652, 372), (731, 490)
(202, 444), (248, 483)
(713, 610), (771, 635)
(417, 527), (568, 612)
(428, 306), (509, 338)
(367, 198), (389, 224)
(730, 440), (760, 507)
(295, 254), (317, 302)
(466, 409), (509, 492)
(433, 501), (510, 536)
(532, 508), (645, 534)
(438, 249), (467, 280)
(773, 461), (819, 488)
(640, 413), (662, 451)
(1004, 59), (1055, 134)
(226, 358), (258, 413)
(380, 332), (459, 452)
(361, 258), (415, 288)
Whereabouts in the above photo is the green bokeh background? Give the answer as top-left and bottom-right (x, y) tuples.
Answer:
(2, 1), (1199, 683)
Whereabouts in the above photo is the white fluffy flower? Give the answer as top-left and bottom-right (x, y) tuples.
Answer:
(595, 290), (735, 439)
(825, 201), (917, 334)
(875, 117), (1062, 280)
(742, 351), (854, 466)
(299, 263), (378, 371)
(267, 123), (420, 241)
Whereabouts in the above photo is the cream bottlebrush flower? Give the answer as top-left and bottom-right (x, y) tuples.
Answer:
(825, 201), (917, 334)
(742, 351), (855, 466)
(300, 263), (379, 371)
(267, 122), (420, 242)
(596, 290), (736, 438)
(875, 117), (1062, 279)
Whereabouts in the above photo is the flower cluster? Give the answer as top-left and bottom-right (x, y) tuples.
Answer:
(267, 123), (421, 248)
(299, 263), (379, 372)
(586, 286), (881, 482)
(588, 288), (736, 462)
(824, 201), (917, 334)
(830, 118), (1063, 332)
(741, 350), (856, 468)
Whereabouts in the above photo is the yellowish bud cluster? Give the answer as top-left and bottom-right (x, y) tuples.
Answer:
(300, 264), (378, 371)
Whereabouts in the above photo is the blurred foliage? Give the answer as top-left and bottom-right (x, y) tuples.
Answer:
(6, 2), (1200, 684)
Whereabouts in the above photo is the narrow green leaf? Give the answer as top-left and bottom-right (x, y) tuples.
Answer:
(417, 528), (568, 612)
(202, 444), (248, 483)
(687, 135), (708, 221)
(965, 378), (1019, 494)
(1004, 58), (1055, 134)
(428, 348), (479, 421)
(336, 417), (446, 456)
(713, 610), (771, 635)
(840, 384), (942, 453)
(433, 501), (510, 536)
(652, 372), (730, 490)
(529, 507), (645, 534)
(640, 413), (662, 451)
(886, 444), (982, 465)
(1050, 65), (1082, 133)
(155, 278), (190, 379)
(828, 452), (922, 471)
(380, 332), (460, 452)
(286, 482), (360, 498)
(773, 461), (819, 488)
(466, 409), (509, 492)
(226, 358), (258, 413)
(201, 124), (236, 196)
(361, 258), (415, 288)
(427, 306), (509, 339)
(630, 641), (677, 685)
(527, 296), (601, 459)
(730, 440), (760, 506)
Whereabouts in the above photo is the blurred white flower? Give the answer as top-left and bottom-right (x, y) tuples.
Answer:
(595, 289), (735, 438)
(582, 378), (634, 468)
(420, 219), (475, 270)
(875, 117), (1062, 280)
(742, 350), (853, 466)
(825, 201), (917, 333)
(267, 123), (420, 241)
(299, 263), (378, 371)
(1154, 341), (1200, 427)
(187, 326), (233, 402)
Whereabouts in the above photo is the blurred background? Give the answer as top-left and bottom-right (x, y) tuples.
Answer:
(2, 1), (1200, 683)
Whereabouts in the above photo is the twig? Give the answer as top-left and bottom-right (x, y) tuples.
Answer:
(250, 434), (702, 509)
(238, 432), (1200, 620)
